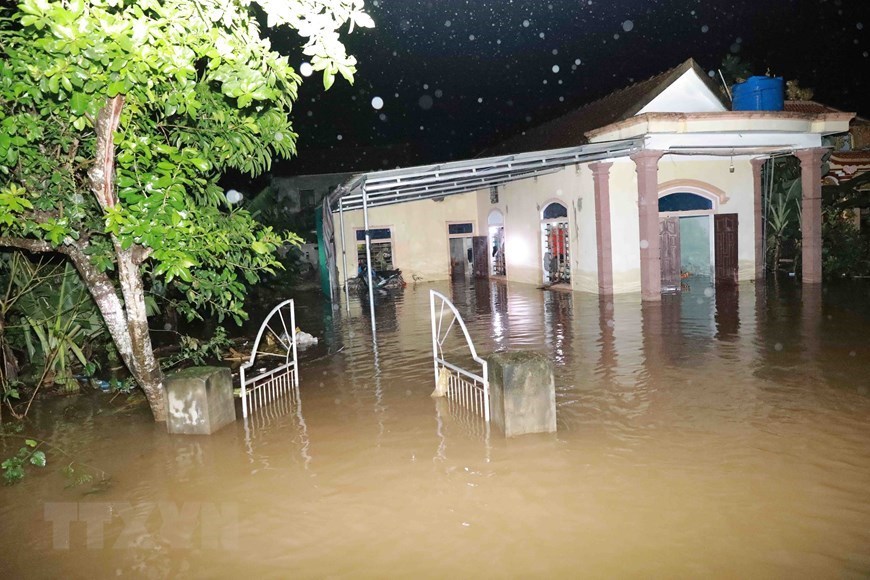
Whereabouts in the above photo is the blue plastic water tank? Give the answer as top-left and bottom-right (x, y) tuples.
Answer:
(731, 76), (785, 111)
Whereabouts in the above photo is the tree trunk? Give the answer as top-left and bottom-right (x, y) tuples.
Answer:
(85, 95), (167, 422)
(114, 247), (166, 421)
(0, 237), (167, 421)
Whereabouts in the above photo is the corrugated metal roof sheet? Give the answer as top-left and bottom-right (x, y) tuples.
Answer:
(330, 138), (643, 212)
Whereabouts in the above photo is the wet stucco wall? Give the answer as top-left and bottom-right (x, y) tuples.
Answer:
(336, 193), (480, 283)
(657, 157), (757, 283)
(335, 156), (757, 293)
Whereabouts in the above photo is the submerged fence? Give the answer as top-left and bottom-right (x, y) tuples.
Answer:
(429, 290), (490, 422)
(239, 299), (299, 418)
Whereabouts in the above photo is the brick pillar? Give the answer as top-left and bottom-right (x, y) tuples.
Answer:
(591, 162), (614, 295)
(751, 158), (766, 280)
(795, 148), (826, 284)
(631, 150), (664, 301)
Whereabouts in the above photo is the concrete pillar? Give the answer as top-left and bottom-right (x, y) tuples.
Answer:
(795, 148), (826, 284)
(751, 157), (766, 280)
(631, 150), (665, 301)
(165, 366), (236, 435)
(591, 161), (614, 295)
(485, 351), (556, 437)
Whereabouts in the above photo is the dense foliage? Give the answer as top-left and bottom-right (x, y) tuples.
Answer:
(0, 0), (372, 419)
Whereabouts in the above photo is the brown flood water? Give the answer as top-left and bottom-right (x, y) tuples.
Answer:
(2, 278), (870, 578)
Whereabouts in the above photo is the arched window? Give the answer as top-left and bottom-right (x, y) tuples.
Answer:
(658, 192), (712, 212)
(542, 201), (568, 219)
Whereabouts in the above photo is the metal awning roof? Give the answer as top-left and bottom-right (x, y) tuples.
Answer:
(328, 138), (644, 212)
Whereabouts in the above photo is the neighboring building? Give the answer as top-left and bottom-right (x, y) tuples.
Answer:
(821, 112), (870, 231)
(324, 59), (854, 301)
(267, 172), (356, 217)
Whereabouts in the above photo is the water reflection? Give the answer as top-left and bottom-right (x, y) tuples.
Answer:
(3, 278), (870, 577)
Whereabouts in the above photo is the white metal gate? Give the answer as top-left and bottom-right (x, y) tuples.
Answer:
(239, 299), (299, 418)
(430, 290), (490, 422)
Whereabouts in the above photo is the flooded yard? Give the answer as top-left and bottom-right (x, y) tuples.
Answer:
(2, 278), (870, 577)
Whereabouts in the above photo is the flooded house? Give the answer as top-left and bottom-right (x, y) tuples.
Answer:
(322, 58), (854, 300)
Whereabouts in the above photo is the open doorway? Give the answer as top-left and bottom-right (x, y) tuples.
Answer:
(488, 210), (506, 277)
(541, 201), (570, 286)
(659, 193), (714, 293)
(658, 192), (738, 293)
(448, 222), (475, 278)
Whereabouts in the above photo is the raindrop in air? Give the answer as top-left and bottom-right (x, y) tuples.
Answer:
(225, 189), (242, 204)
(622, 20), (634, 32)
(371, 96), (384, 110)
(418, 94), (434, 110)
(701, 25), (709, 33)
(300, 62), (313, 77)
(552, 65), (560, 73)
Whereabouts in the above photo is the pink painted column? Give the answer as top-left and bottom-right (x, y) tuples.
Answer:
(751, 158), (766, 280)
(631, 150), (664, 301)
(591, 161), (614, 295)
(795, 148), (826, 284)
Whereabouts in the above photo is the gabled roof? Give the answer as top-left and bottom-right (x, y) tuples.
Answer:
(481, 58), (727, 156)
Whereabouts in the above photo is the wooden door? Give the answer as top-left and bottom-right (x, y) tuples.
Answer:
(714, 214), (739, 285)
(472, 236), (489, 278)
(659, 216), (681, 292)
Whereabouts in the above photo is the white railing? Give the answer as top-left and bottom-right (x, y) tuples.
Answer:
(239, 299), (299, 418)
(430, 290), (490, 422)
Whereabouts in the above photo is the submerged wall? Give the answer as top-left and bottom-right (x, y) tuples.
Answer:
(333, 155), (758, 294)
(334, 193), (479, 284)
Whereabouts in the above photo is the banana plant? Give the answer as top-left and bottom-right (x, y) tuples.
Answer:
(15, 262), (106, 398)
(766, 173), (802, 271)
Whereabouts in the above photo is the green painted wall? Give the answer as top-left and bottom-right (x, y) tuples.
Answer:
(680, 215), (710, 276)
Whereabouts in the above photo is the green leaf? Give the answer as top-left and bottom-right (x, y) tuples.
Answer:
(25, 439), (37, 447)
(30, 451), (46, 467)
(70, 92), (87, 116)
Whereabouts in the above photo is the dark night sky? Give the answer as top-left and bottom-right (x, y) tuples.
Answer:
(264, 0), (868, 178)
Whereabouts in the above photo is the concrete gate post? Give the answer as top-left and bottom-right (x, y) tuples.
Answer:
(486, 352), (556, 437)
(165, 366), (236, 435)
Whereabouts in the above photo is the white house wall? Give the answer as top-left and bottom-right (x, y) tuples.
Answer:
(608, 159), (644, 293)
(335, 192), (479, 284)
(481, 167), (600, 291)
(657, 156), (757, 282)
(335, 154), (759, 294)
(637, 69), (727, 114)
